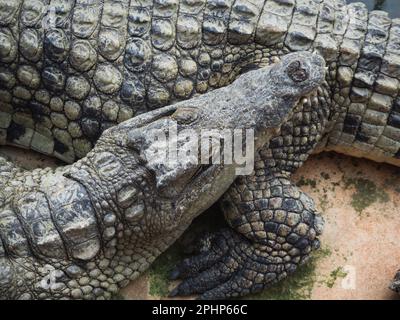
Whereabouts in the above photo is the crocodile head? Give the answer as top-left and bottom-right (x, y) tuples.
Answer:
(68, 52), (326, 275)
(115, 51), (326, 192)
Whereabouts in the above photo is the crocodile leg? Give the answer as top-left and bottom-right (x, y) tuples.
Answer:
(170, 80), (332, 299)
(170, 172), (324, 299)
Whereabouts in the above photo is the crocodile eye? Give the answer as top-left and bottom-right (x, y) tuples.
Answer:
(171, 107), (198, 125)
(286, 60), (309, 83)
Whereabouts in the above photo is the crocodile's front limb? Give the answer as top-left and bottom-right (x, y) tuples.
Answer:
(170, 172), (324, 299)
(170, 70), (332, 299)
(0, 52), (325, 299)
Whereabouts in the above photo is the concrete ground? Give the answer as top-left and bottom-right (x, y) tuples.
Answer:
(1, 146), (399, 300)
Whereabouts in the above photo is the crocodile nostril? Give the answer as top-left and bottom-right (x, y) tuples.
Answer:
(286, 60), (309, 83)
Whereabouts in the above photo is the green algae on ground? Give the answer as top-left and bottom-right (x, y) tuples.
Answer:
(319, 194), (329, 212)
(321, 172), (330, 180)
(148, 247), (183, 297)
(246, 247), (332, 300)
(324, 267), (348, 289)
(148, 204), (227, 297)
(111, 293), (126, 300)
(343, 178), (390, 213)
(297, 176), (317, 189)
(384, 172), (400, 194)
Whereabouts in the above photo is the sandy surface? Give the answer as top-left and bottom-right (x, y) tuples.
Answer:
(1, 146), (399, 300)
(294, 153), (400, 300)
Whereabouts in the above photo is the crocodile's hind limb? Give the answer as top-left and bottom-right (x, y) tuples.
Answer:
(0, 52), (326, 299)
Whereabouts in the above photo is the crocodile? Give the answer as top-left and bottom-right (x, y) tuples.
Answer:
(0, 0), (399, 299)
(0, 52), (326, 299)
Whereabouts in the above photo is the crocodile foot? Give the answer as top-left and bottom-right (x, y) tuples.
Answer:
(169, 228), (275, 299)
(169, 227), (311, 300)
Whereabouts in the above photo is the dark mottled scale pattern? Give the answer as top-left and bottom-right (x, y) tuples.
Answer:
(258, 84), (332, 174)
(0, 0), (296, 163)
(325, 4), (400, 159)
(221, 173), (323, 282)
(202, 0), (232, 46)
(0, 0), (288, 163)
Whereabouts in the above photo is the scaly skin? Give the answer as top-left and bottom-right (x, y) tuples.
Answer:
(0, 52), (326, 299)
(0, 0), (399, 164)
(0, 0), (399, 298)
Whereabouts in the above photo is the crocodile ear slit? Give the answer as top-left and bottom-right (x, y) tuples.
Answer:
(117, 105), (179, 132)
(122, 105), (179, 147)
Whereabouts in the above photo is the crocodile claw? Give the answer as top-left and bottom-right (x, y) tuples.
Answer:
(169, 229), (280, 300)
